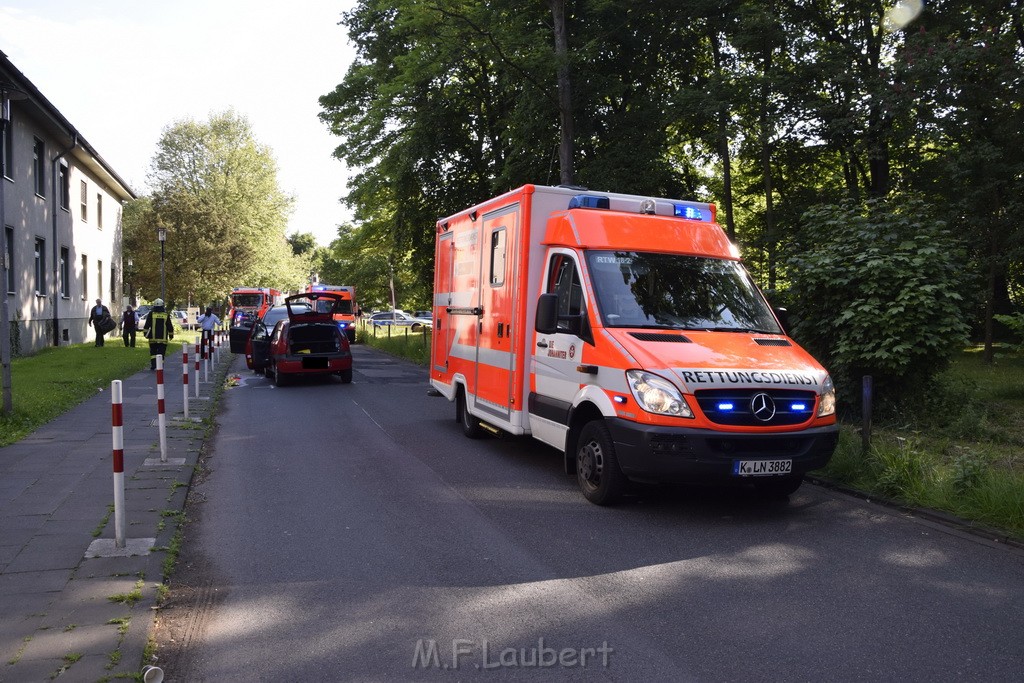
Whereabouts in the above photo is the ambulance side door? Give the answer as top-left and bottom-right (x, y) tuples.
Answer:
(473, 205), (519, 423)
(531, 251), (591, 436)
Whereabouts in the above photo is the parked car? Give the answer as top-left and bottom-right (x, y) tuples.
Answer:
(250, 292), (353, 385)
(243, 302), (309, 369)
(368, 310), (431, 331)
(171, 310), (190, 329)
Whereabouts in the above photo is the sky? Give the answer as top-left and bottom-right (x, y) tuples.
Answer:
(0, 0), (358, 246)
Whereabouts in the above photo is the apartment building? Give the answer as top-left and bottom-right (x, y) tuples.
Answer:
(1, 50), (135, 355)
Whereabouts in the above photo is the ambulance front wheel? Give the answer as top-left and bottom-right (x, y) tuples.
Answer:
(576, 420), (626, 505)
(457, 390), (485, 439)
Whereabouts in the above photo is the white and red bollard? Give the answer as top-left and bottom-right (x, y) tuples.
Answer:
(182, 347), (190, 419)
(194, 342), (201, 397)
(110, 379), (126, 549)
(156, 354), (168, 462)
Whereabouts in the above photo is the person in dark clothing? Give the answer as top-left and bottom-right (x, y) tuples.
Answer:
(87, 299), (111, 347)
(143, 299), (174, 370)
(121, 305), (140, 348)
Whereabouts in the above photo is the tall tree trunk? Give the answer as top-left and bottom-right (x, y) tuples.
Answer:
(550, 0), (575, 186)
(759, 47), (776, 289)
(710, 32), (736, 240)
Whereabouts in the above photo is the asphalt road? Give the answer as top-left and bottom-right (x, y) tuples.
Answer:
(159, 346), (1024, 681)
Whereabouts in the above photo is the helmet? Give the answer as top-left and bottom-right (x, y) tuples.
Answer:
(153, 298), (164, 306)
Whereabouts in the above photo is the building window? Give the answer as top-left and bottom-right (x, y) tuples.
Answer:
(33, 138), (46, 197)
(60, 246), (69, 297)
(97, 193), (103, 229)
(59, 162), (70, 210)
(97, 260), (102, 300)
(2, 114), (11, 179)
(110, 265), (115, 301)
(4, 226), (13, 294)
(80, 180), (88, 222)
(34, 238), (46, 294)
(81, 254), (88, 299)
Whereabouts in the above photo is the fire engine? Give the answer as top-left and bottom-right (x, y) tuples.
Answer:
(226, 287), (283, 328)
(430, 184), (838, 505)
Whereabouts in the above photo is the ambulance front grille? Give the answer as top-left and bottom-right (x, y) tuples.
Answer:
(696, 389), (817, 427)
(629, 332), (692, 343)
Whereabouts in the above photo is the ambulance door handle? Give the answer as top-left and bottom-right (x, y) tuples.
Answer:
(536, 340), (548, 348)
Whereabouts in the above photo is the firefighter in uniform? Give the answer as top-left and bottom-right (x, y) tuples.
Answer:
(143, 299), (174, 370)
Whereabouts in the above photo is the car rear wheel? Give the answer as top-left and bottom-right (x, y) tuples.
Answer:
(338, 368), (353, 384)
(272, 362), (288, 387)
(411, 323), (422, 332)
(457, 390), (484, 439)
(576, 420), (626, 506)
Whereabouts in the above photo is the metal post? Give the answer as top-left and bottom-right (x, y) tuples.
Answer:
(182, 347), (189, 419)
(156, 355), (167, 462)
(862, 375), (873, 455)
(194, 342), (200, 397)
(110, 380), (126, 549)
(158, 228), (166, 305)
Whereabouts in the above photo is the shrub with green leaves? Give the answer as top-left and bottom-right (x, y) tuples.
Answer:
(787, 196), (971, 409)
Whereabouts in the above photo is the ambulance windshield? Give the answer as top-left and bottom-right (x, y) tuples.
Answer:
(586, 251), (782, 334)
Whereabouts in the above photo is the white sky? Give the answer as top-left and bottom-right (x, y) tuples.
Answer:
(0, 0), (358, 246)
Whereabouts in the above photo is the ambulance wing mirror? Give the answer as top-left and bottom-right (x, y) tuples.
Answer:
(773, 306), (791, 335)
(536, 294), (559, 334)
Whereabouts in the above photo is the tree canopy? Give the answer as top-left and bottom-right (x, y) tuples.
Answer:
(319, 0), (1024, 359)
(123, 110), (308, 308)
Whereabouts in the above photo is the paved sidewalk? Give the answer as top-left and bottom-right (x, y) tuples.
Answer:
(0, 345), (235, 682)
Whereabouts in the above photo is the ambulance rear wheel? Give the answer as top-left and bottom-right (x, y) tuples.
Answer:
(457, 390), (484, 439)
(576, 420), (626, 505)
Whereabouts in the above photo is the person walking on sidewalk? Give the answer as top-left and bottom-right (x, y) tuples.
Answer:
(198, 307), (221, 359)
(143, 299), (174, 370)
(87, 299), (111, 347)
(121, 305), (140, 348)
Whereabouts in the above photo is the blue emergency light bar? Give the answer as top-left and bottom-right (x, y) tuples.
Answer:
(568, 195), (610, 210)
(674, 204), (707, 221)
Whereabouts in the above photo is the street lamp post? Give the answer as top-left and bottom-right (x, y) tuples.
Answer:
(157, 228), (166, 305)
(1, 81), (29, 415)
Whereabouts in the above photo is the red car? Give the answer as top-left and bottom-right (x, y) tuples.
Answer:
(250, 292), (353, 385)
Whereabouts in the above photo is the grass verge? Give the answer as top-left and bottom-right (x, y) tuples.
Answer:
(0, 334), (197, 447)
(357, 322), (430, 365)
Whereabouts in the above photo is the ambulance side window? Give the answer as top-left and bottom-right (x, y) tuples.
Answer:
(547, 254), (588, 337)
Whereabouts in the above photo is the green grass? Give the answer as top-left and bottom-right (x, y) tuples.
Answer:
(0, 333), (198, 447)
(819, 348), (1024, 539)
(357, 321), (431, 365)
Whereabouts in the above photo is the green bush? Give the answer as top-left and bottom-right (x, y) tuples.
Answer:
(787, 196), (971, 411)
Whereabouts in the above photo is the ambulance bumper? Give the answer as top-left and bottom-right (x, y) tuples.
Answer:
(605, 419), (839, 484)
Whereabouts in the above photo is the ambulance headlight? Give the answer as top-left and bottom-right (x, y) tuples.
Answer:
(818, 375), (836, 417)
(626, 370), (693, 418)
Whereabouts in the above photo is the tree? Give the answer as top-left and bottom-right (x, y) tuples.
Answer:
(787, 197), (971, 408)
(123, 110), (307, 307)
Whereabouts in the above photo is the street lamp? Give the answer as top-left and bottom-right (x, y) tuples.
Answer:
(1, 81), (29, 415)
(157, 228), (166, 305)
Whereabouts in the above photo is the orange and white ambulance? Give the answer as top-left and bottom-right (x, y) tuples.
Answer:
(430, 184), (838, 505)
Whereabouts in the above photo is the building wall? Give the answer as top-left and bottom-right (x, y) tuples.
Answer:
(3, 102), (125, 355)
